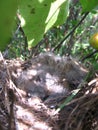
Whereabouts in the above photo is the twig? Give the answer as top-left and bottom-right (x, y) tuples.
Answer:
(8, 90), (15, 130)
(81, 50), (98, 61)
(52, 12), (89, 52)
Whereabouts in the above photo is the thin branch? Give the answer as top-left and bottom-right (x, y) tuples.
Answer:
(81, 50), (98, 61)
(52, 12), (89, 52)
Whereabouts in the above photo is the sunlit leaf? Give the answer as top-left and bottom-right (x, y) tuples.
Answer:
(19, 0), (70, 49)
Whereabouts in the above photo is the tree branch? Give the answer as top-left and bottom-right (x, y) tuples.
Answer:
(81, 50), (98, 61)
(52, 12), (89, 52)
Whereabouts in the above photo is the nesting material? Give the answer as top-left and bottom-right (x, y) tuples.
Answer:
(15, 53), (88, 101)
(1, 52), (98, 130)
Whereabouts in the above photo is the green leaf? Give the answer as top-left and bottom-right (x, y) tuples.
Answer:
(80, 0), (98, 12)
(19, 0), (70, 49)
(55, 89), (80, 114)
(0, 0), (18, 51)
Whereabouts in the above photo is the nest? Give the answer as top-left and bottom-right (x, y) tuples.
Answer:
(0, 52), (98, 130)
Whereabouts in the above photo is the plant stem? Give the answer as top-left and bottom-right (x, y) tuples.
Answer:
(52, 12), (89, 52)
(81, 50), (98, 61)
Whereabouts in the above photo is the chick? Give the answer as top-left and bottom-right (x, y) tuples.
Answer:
(15, 53), (88, 100)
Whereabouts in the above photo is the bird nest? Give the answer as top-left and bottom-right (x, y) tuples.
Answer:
(0, 52), (98, 130)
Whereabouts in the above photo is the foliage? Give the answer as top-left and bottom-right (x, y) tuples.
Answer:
(0, 0), (18, 50)
(80, 0), (98, 12)
(0, 0), (98, 51)
(18, 0), (70, 49)
(6, 1), (97, 62)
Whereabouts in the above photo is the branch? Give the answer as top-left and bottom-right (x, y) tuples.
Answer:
(52, 12), (89, 52)
(81, 50), (98, 61)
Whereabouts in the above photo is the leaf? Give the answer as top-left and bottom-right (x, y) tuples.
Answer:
(0, 0), (18, 51)
(80, 0), (98, 12)
(19, 0), (70, 49)
(55, 89), (80, 114)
